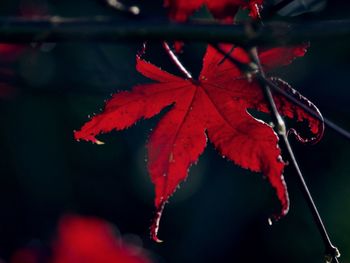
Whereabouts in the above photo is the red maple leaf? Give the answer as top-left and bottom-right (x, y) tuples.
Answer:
(74, 44), (323, 241)
(51, 215), (151, 263)
(164, 0), (264, 22)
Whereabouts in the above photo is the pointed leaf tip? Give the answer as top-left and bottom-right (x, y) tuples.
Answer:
(271, 197), (289, 223)
(74, 130), (101, 144)
(95, 139), (105, 145)
(150, 203), (165, 243)
(152, 234), (163, 243)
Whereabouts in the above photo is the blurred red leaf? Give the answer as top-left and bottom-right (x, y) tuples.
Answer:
(0, 44), (25, 98)
(75, 44), (322, 241)
(0, 44), (24, 62)
(11, 248), (41, 263)
(51, 215), (151, 263)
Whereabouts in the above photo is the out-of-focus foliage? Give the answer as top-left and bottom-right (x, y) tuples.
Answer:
(10, 215), (151, 263)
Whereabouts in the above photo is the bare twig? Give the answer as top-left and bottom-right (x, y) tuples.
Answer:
(162, 41), (192, 79)
(0, 17), (349, 45)
(249, 46), (340, 263)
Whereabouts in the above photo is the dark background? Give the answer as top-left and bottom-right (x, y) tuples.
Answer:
(0, 0), (348, 262)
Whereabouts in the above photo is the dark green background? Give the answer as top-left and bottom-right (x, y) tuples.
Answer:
(0, 0), (349, 262)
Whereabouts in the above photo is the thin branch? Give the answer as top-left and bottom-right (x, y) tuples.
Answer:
(162, 41), (192, 79)
(218, 45), (235, 65)
(211, 44), (350, 141)
(248, 46), (340, 263)
(0, 17), (349, 45)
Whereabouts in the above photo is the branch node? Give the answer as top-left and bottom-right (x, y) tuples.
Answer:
(244, 21), (259, 41)
(325, 246), (341, 263)
(276, 115), (287, 135)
